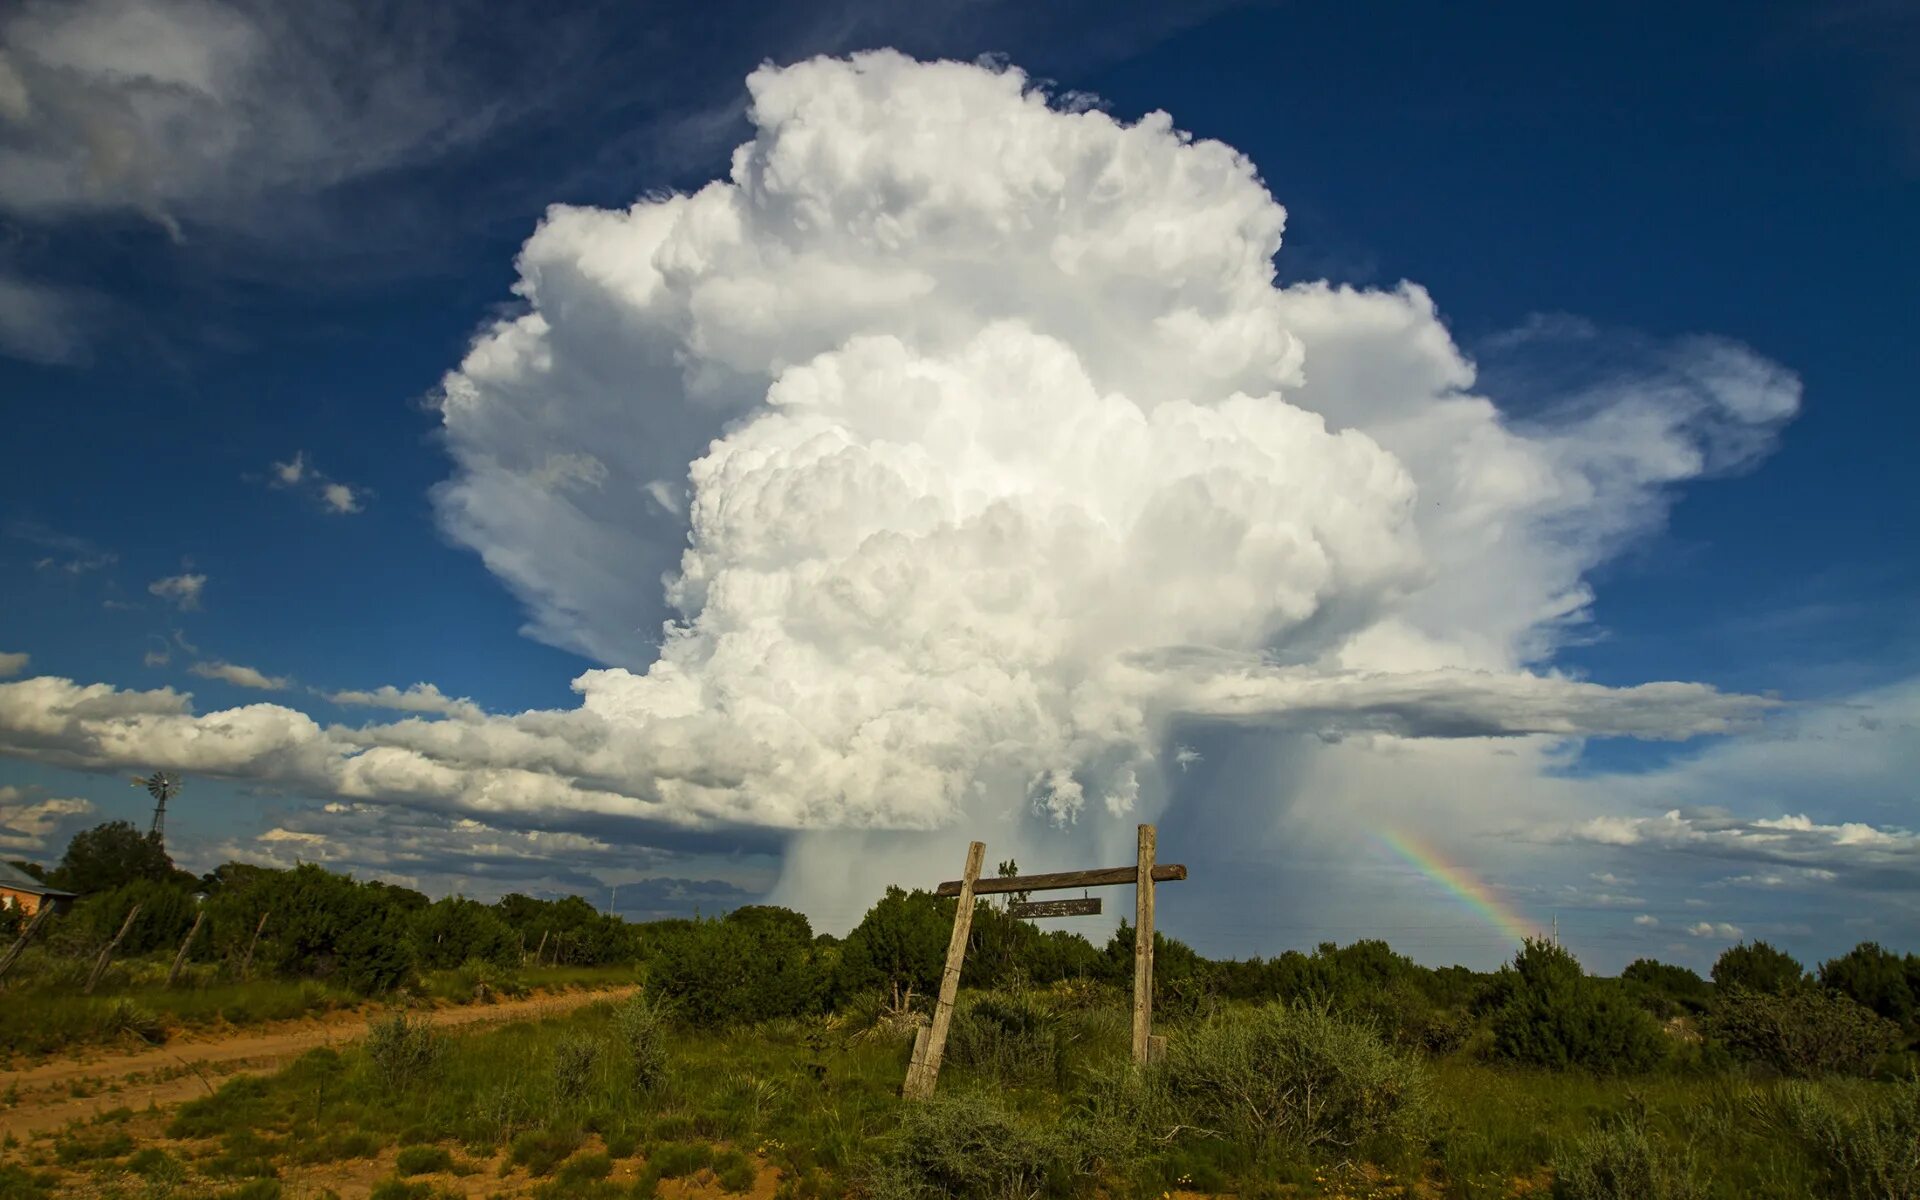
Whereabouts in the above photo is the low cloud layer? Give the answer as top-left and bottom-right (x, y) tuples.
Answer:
(0, 784), (93, 851)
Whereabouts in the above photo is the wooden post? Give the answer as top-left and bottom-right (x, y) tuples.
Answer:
(239, 910), (270, 980)
(167, 910), (206, 987)
(0, 904), (55, 982)
(904, 840), (985, 1098)
(1132, 823), (1156, 1065)
(85, 903), (142, 995)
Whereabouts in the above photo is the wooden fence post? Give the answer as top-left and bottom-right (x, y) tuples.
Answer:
(0, 904), (55, 982)
(1132, 823), (1156, 1065)
(904, 840), (985, 1098)
(240, 910), (270, 980)
(167, 910), (206, 987)
(85, 903), (142, 995)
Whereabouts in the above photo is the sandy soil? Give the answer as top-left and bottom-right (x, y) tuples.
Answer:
(0, 984), (636, 1140)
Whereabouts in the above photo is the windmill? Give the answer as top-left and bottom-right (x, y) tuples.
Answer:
(130, 771), (182, 845)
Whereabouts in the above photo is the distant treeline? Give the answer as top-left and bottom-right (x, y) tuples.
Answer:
(8, 821), (1918, 1078)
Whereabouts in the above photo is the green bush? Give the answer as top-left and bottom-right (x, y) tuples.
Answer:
(365, 1011), (445, 1090)
(393, 1145), (453, 1176)
(647, 906), (827, 1026)
(1756, 1075), (1920, 1198)
(611, 990), (672, 1091)
(868, 1091), (1061, 1200)
(1704, 985), (1899, 1077)
(1489, 940), (1667, 1074)
(509, 1128), (583, 1177)
(1162, 1001), (1431, 1155)
(945, 991), (1065, 1085)
(1551, 1112), (1704, 1200)
(552, 1032), (601, 1103)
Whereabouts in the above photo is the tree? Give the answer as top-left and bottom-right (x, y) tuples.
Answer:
(51, 821), (175, 893)
(1487, 939), (1666, 1073)
(832, 886), (954, 1002)
(1621, 958), (1711, 1017)
(645, 905), (826, 1025)
(1712, 941), (1807, 995)
(1818, 942), (1917, 1027)
(411, 897), (518, 970)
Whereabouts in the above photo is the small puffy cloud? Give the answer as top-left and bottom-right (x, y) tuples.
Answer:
(189, 660), (291, 690)
(143, 649), (170, 667)
(148, 572), (205, 610)
(1634, 914), (1659, 927)
(320, 482), (361, 514)
(0, 651), (27, 677)
(321, 682), (482, 721)
(1591, 872), (1629, 886)
(1687, 921), (1743, 939)
(271, 451), (308, 486)
(264, 451), (367, 515)
(0, 784), (92, 851)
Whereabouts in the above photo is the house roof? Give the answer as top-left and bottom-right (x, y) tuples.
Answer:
(0, 860), (74, 897)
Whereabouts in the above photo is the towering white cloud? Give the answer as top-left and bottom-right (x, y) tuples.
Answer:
(433, 51), (1792, 834)
(0, 53), (1812, 938)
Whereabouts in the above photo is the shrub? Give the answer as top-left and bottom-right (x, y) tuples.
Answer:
(868, 1091), (1061, 1200)
(556, 1152), (613, 1184)
(611, 991), (672, 1091)
(1756, 1075), (1920, 1198)
(647, 907), (827, 1026)
(714, 1149), (757, 1193)
(1704, 985), (1899, 1077)
(1162, 1001), (1430, 1155)
(365, 1012), (445, 1090)
(1489, 940), (1666, 1074)
(393, 1145), (453, 1176)
(945, 991), (1064, 1085)
(552, 1032), (601, 1103)
(1551, 1112), (1704, 1200)
(509, 1128), (584, 1177)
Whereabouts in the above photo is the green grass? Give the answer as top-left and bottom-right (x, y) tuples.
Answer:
(23, 985), (1911, 1200)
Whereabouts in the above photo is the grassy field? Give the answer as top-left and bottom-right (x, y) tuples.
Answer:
(1, 985), (1911, 1200)
(0, 960), (642, 1061)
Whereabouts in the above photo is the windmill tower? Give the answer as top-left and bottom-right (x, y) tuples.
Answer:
(131, 771), (181, 846)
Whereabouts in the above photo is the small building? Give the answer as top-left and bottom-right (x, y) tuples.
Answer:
(0, 860), (76, 918)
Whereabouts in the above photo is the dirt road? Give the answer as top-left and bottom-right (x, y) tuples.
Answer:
(0, 985), (635, 1139)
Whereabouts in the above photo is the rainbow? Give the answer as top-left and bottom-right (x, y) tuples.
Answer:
(1377, 830), (1537, 944)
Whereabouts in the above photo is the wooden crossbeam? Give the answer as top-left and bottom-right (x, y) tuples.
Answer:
(934, 863), (1186, 897)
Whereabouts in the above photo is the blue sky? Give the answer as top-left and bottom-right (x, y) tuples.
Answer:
(1, 0), (1915, 971)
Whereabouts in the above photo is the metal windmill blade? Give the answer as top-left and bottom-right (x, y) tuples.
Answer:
(130, 771), (182, 842)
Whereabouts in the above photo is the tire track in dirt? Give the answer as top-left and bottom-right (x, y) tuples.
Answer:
(0, 985), (637, 1139)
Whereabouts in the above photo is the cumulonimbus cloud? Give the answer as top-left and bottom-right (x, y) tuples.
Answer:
(0, 53), (1800, 857)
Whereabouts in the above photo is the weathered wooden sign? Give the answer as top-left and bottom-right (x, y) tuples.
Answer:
(1008, 897), (1101, 919)
(902, 825), (1186, 1099)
